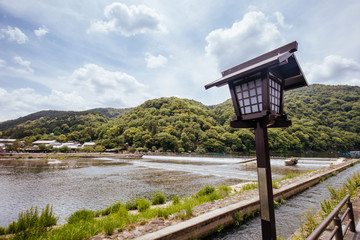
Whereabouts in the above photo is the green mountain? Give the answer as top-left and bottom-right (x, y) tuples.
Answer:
(1, 85), (359, 153)
(0, 108), (129, 132)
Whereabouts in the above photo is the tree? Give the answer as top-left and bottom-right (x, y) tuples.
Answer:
(122, 127), (142, 146)
(154, 132), (178, 152)
(95, 145), (106, 152)
(200, 138), (225, 153)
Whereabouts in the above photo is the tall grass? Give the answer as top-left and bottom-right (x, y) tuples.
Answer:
(1, 204), (57, 238)
(151, 191), (166, 205)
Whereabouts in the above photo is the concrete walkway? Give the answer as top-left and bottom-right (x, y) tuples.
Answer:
(346, 221), (360, 240)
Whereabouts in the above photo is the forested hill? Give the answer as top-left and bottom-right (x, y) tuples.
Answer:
(1, 84), (359, 153)
(0, 108), (130, 131)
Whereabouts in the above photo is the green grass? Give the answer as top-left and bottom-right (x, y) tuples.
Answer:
(171, 196), (180, 205)
(136, 198), (151, 212)
(0, 180), (289, 239)
(125, 199), (137, 211)
(196, 185), (215, 197)
(0, 204), (57, 239)
(95, 201), (123, 217)
(151, 191), (166, 205)
(279, 170), (316, 182)
(67, 209), (95, 224)
(240, 182), (258, 192)
(47, 184), (232, 239)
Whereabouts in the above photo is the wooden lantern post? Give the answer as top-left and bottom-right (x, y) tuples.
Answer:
(205, 41), (308, 239)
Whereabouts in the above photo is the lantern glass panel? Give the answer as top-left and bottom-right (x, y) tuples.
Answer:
(235, 78), (263, 115)
(269, 78), (281, 114)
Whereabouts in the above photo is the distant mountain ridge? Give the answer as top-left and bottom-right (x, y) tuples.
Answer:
(0, 108), (130, 131)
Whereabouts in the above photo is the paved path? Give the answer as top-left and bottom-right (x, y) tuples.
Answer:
(346, 193), (360, 240)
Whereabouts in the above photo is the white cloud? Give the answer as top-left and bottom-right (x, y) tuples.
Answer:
(205, 11), (284, 70)
(0, 62), (152, 121)
(0, 26), (28, 44)
(0, 63), (152, 121)
(34, 25), (49, 38)
(304, 55), (360, 86)
(145, 52), (168, 68)
(0, 88), (85, 121)
(274, 12), (292, 29)
(12, 56), (34, 73)
(88, 2), (165, 36)
(63, 63), (150, 106)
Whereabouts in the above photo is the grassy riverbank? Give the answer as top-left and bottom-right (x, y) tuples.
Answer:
(0, 171), (336, 239)
(1, 159), (358, 240)
(0, 184), (233, 239)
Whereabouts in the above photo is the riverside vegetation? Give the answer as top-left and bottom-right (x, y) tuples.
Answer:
(0, 184), (231, 239)
(0, 85), (359, 153)
(0, 171), (314, 240)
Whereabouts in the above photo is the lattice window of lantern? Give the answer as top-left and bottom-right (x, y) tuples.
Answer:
(235, 78), (263, 115)
(269, 77), (281, 114)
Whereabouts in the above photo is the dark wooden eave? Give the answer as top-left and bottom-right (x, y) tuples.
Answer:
(204, 41), (307, 91)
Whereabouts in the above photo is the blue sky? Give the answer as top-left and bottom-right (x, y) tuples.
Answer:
(0, 0), (360, 121)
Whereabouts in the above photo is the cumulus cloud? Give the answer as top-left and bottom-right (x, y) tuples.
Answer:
(0, 26), (28, 44)
(63, 63), (150, 106)
(205, 11), (284, 70)
(0, 63), (152, 121)
(0, 64), (150, 121)
(0, 88), (85, 121)
(88, 2), (165, 36)
(145, 52), (168, 68)
(304, 55), (360, 86)
(12, 56), (34, 73)
(34, 25), (49, 38)
(274, 12), (292, 29)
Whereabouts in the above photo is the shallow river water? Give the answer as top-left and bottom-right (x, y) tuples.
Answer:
(0, 154), (340, 228)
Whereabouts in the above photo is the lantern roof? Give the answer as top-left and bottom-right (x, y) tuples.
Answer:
(205, 41), (307, 91)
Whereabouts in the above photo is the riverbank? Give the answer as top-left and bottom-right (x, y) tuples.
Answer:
(0, 152), (143, 159)
(85, 159), (359, 240)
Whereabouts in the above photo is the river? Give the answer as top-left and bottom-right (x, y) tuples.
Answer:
(0, 154), (340, 228)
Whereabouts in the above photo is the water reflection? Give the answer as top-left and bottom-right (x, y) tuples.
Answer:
(0, 155), (333, 227)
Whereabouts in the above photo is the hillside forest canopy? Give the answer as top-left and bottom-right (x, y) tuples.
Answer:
(1, 84), (359, 153)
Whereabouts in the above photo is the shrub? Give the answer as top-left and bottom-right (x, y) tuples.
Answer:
(0, 227), (5, 235)
(196, 185), (215, 197)
(217, 185), (231, 197)
(155, 208), (170, 219)
(184, 204), (193, 217)
(152, 191), (166, 205)
(209, 192), (220, 201)
(6, 204), (57, 236)
(67, 209), (95, 224)
(172, 196), (180, 205)
(98, 202), (123, 216)
(136, 198), (151, 212)
(125, 199), (138, 211)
